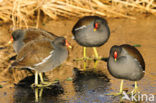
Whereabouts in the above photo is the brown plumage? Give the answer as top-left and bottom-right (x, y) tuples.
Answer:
(11, 28), (58, 53)
(121, 44), (145, 71)
(15, 38), (54, 68)
(72, 16), (97, 30)
(11, 37), (69, 87)
(22, 28), (58, 43)
(12, 37), (69, 72)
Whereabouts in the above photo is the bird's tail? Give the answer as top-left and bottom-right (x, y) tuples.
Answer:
(8, 61), (19, 73)
(11, 61), (18, 66)
(100, 57), (108, 62)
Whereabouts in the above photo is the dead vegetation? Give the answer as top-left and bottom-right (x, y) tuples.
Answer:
(0, 0), (156, 28)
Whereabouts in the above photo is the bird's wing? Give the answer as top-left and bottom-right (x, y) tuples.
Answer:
(23, 28), (58, 43)
(121, 44), (145, 71)
(72, 16), (95, 34)
(16, 38), (54, 67)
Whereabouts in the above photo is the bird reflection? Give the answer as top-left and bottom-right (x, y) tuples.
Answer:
(34, 87), (43, 102)
(13, 76), (64, 103)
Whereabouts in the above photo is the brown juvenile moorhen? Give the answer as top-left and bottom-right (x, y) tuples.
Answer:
(72, 16), (110, 70)
(8, 28), (59, 85)
(107, 44), (145, 95)
(12, 37), (71, 87)
(8, 28), (58, 53)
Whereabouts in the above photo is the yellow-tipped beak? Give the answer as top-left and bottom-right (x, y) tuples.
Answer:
(93, 28), (96, 32)
(114, 58), (117, 62)
(8, 37), (13, 44)
(68, 45), (72, 49)
(65, 40), (72, 49)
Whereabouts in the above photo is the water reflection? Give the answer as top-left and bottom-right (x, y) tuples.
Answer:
(13, 76), (64, 103)
(12, 69), (125, 103)
(71, 68), (117, 102)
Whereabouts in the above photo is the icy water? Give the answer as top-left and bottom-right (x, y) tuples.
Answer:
(0, 15), (156, 103)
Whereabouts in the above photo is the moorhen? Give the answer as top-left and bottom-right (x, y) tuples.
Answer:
(107, 44), (145, 95)
(12, 37), (71, 87)
(72, 16), (110, 70)
(8, 28), (58, 53)
(8, 28), (59, 85)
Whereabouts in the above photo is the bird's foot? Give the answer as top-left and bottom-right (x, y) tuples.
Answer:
(73, 57), (94, 61)
(41, 80), (58, 86)
(31, 83), (48, 88)
(106, 92), (123, 96)
(74, 57), (93, 70)
(129, 88), (140, 96)
(31, 80), (59, 88)
(93, 59), (98, 69)
(74, 57), (102, 61)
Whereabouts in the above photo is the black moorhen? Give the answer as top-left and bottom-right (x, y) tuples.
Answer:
(12, 37), (71, 87)
(72, 16), (110, 70)
(107, 44), (145, 95)
(8, 28), (58, 53)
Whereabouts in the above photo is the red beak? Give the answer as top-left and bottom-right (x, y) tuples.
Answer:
(65, 40), (72, 48)
(94, 23), (98, 32)
(8, 36), (13, 44)
(114, 51), (117, 62)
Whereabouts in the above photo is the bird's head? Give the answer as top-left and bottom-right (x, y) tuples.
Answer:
(8, 30), (24, 44)
(110, 45), (122, 62)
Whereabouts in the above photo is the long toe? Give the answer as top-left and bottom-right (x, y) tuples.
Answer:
(31, 83), (36, 88)
(106, 92), (123, 96)
(41, 80), (59, 86)
(93, 60), (98, 69)
(31, 81), (58, 88)
(31, 84), (51, 88)
(130, 88), (140, 95)
(73, 57), (94, 61)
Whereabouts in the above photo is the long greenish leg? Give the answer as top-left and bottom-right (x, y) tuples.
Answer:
(133, 81), (139, 94)
(39, 88), (44, 97)
(120, 80), (124, 93)
(128, 81), (139, 97)
(39, 73), (52, 85)
(135, 81), (138, 90)
(31, 71), (38, 87)
(39, 73), (44, 83)
(106, 80), (124, 96)
(35, 88), (39, 102)
(127, 81), (139, 95)
(83, 47), (87, 70)
(31, 72), (57, 87)
(39, 73), (58, 87)
(93, 47), (99, 69)
(35, 71), (39, 85)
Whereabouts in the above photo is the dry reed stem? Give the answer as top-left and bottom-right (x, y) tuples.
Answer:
(0, 0), (155, 29)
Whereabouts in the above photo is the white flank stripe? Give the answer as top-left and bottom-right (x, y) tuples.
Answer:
(19, 57), (24, 61)
(28, 67), (35, 70)
(75, 25), (87, 31)
(72, 36), (75, 40)
(34, 51), (54, 66)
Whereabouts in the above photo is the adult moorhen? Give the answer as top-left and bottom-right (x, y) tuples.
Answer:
(12, 37), (71, 87)
(72, 16), (110, 70)
(107, 44), (145, 95)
